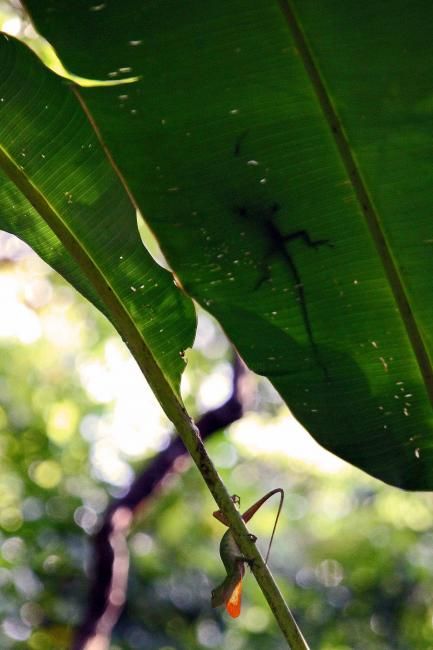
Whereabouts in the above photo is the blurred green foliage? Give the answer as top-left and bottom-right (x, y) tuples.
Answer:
(0, 244), (432, 650)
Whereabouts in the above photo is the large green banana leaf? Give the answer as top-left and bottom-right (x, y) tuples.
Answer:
(10, 1), (433, 489)
(0, 33), (195, 398)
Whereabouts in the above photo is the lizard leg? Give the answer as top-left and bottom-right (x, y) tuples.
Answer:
(254, 235), (277, 289)
(282, 229), (333, 250)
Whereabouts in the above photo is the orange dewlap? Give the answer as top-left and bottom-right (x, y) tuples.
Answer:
(226, 578), (242, 618)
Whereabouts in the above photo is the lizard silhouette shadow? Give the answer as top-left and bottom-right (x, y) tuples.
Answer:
(235, 202), (333, 378)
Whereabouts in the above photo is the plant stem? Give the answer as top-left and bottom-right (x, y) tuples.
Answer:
(134, 353), (309, 648)
(180, 416), (309, 648)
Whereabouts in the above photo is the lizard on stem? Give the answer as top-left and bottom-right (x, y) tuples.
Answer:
(211, 488), (284, 617)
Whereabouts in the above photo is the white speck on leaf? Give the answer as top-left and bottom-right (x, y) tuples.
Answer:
(379, 357), (388, 371)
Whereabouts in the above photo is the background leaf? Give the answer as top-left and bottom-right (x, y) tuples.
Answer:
(0, 33), (195, 398)
(20, 1), (433, 489)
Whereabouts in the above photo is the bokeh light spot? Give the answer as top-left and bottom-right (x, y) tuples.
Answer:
(46, 401), (78, 445)
(31, 460), (62, 489)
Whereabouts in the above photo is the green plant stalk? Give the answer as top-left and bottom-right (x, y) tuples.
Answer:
(0, 138), (309, 650)
(108, 311), (309, 648)
(171, 418), (309, 650)
(170, 419), (309, 649)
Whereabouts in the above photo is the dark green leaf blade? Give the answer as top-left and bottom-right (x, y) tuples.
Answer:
(23, 2), (433, 488)
(0, 34), (195, 398)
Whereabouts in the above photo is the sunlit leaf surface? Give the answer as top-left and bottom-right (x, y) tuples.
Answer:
(19, 1), (433, 488)
(0, 34), (195, 397)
